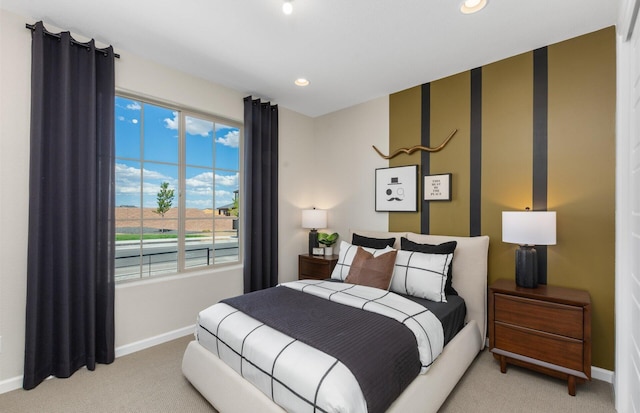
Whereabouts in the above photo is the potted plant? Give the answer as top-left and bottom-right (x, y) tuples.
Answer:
(318, 232), (339, 256)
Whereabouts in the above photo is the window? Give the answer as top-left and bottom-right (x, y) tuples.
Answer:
(114, 95), (241, 282)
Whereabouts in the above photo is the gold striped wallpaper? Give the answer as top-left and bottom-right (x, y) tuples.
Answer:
(388, 27), (615, 370)
(429, 72), (471, 236)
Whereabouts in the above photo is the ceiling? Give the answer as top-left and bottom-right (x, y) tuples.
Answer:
(2, 0), (619, 117)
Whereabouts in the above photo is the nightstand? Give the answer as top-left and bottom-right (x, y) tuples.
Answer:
(489, 279), (591, 396)
(298, 254), (338, 280)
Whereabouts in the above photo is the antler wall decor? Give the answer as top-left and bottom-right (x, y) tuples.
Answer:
(372, 128), (458, 160)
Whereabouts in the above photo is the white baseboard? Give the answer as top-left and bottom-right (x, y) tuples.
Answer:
(114, 324), (195, 358)
(592, 366), (615, 384)
(0, 325), (195, 396)
(0, 376), (24, 395)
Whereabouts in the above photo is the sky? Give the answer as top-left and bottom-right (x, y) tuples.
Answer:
(115, 96), (239, 210)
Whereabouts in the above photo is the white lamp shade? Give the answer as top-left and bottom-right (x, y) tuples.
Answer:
(302, 209), (327, 229)
(502, 211), (556, 245)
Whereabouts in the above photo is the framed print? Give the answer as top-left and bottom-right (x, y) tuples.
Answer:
(424, 173), (452, 201)
(375, 165), (418, 212)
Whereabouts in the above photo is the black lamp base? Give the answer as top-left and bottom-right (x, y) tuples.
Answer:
(308, 229), (319, 256)
(515, 246), (538, 288)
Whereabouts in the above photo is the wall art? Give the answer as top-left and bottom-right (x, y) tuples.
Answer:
(375, 165), (418, 212)
(424, 173), (452, 201)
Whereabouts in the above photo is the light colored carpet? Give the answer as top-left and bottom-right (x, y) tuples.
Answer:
(440, 350), (616, 412)
(0, 336), (216, 413)
(0, 335), (615, 412)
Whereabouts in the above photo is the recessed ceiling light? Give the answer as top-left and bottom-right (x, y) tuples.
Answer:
(294, 78), (310, 87)
(460, 0), (487, 14)
(283, 1), (293, 15)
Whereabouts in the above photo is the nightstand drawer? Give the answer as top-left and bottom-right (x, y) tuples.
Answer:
(494, 293), (584, 339)
(300, 259), (332, 278)
(298, 254), (338, 280)
(494, 323), (584, 372)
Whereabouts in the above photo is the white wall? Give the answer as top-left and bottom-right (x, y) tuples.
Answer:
(0, 8), (32, 392)
(277, 98), (391, 278)
(278, 108), (316, 282)
(312, 97), (390, 246)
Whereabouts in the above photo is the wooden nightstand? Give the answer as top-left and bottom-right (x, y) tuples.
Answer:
(298, 254), (338, 280)
(489, 279), (591, 396)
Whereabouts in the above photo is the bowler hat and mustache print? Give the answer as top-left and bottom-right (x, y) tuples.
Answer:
(386, 177), (405, 202)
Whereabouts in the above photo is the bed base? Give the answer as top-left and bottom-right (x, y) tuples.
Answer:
(183, 231), (489, 412)
(182, 319), (482, 413)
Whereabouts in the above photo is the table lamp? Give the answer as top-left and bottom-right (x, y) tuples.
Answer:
(302, 208), (327, 255)
(502, 208), (556, 288)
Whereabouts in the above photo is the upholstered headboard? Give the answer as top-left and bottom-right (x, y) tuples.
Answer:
(348, 230), (490, 346)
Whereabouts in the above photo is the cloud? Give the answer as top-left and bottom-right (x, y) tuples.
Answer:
(186, 117), (213, 137)
(185, 171), (238, 187)
(143, 168), (174, 182)
(186, 172), (214, 197)
(185, 171), (238, 192)
(142, 180), (172, 196)
(184, 172), (238, 209)
(186, 171), (212, 184)
(115, 163), (176, 197)
(215, 173), (238, 187)
(116, 115), (138, 124)
(126, 102), (142, 111)
(216, 130), (239, 148)
(164, 112), (212, 137)
(185, 199), (213, 209)
(116, 164), (237, 210)
(164, 111), (179, 131)
(216, 190), (234, 202)
(115, 163), (141, 194)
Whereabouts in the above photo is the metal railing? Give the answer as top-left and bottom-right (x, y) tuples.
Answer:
(116, 247), (209, 276)
(115, 242), (238, 281)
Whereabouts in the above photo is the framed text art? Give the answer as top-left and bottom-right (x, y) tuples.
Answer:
(375, 165), (418, 212)
(424, 173), (452, 201)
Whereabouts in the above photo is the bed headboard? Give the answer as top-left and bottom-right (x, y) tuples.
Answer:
(348, 230), (489, 346)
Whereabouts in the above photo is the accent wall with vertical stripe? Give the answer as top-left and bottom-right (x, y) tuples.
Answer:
(388, 27), (615, 370)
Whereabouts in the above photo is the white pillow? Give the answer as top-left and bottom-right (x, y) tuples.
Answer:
(331, 241), (395, 281)
(390, 250), (453, 302)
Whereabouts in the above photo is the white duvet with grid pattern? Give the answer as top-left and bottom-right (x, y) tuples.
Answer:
(196, 280), (444, 413)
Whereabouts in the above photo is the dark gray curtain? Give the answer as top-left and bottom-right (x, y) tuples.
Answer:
(243, 97), (279, 293)
(24, 21), (116, 390)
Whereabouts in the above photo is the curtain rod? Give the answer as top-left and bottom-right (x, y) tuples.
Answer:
(26, 23), (120, 59)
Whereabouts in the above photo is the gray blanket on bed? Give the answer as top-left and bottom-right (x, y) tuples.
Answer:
(222, 286), (421, 413)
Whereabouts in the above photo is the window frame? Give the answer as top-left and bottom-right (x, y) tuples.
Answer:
(114, 91), (243, 283)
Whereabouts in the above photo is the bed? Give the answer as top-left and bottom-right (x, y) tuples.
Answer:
(182, 230), (490, 413)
